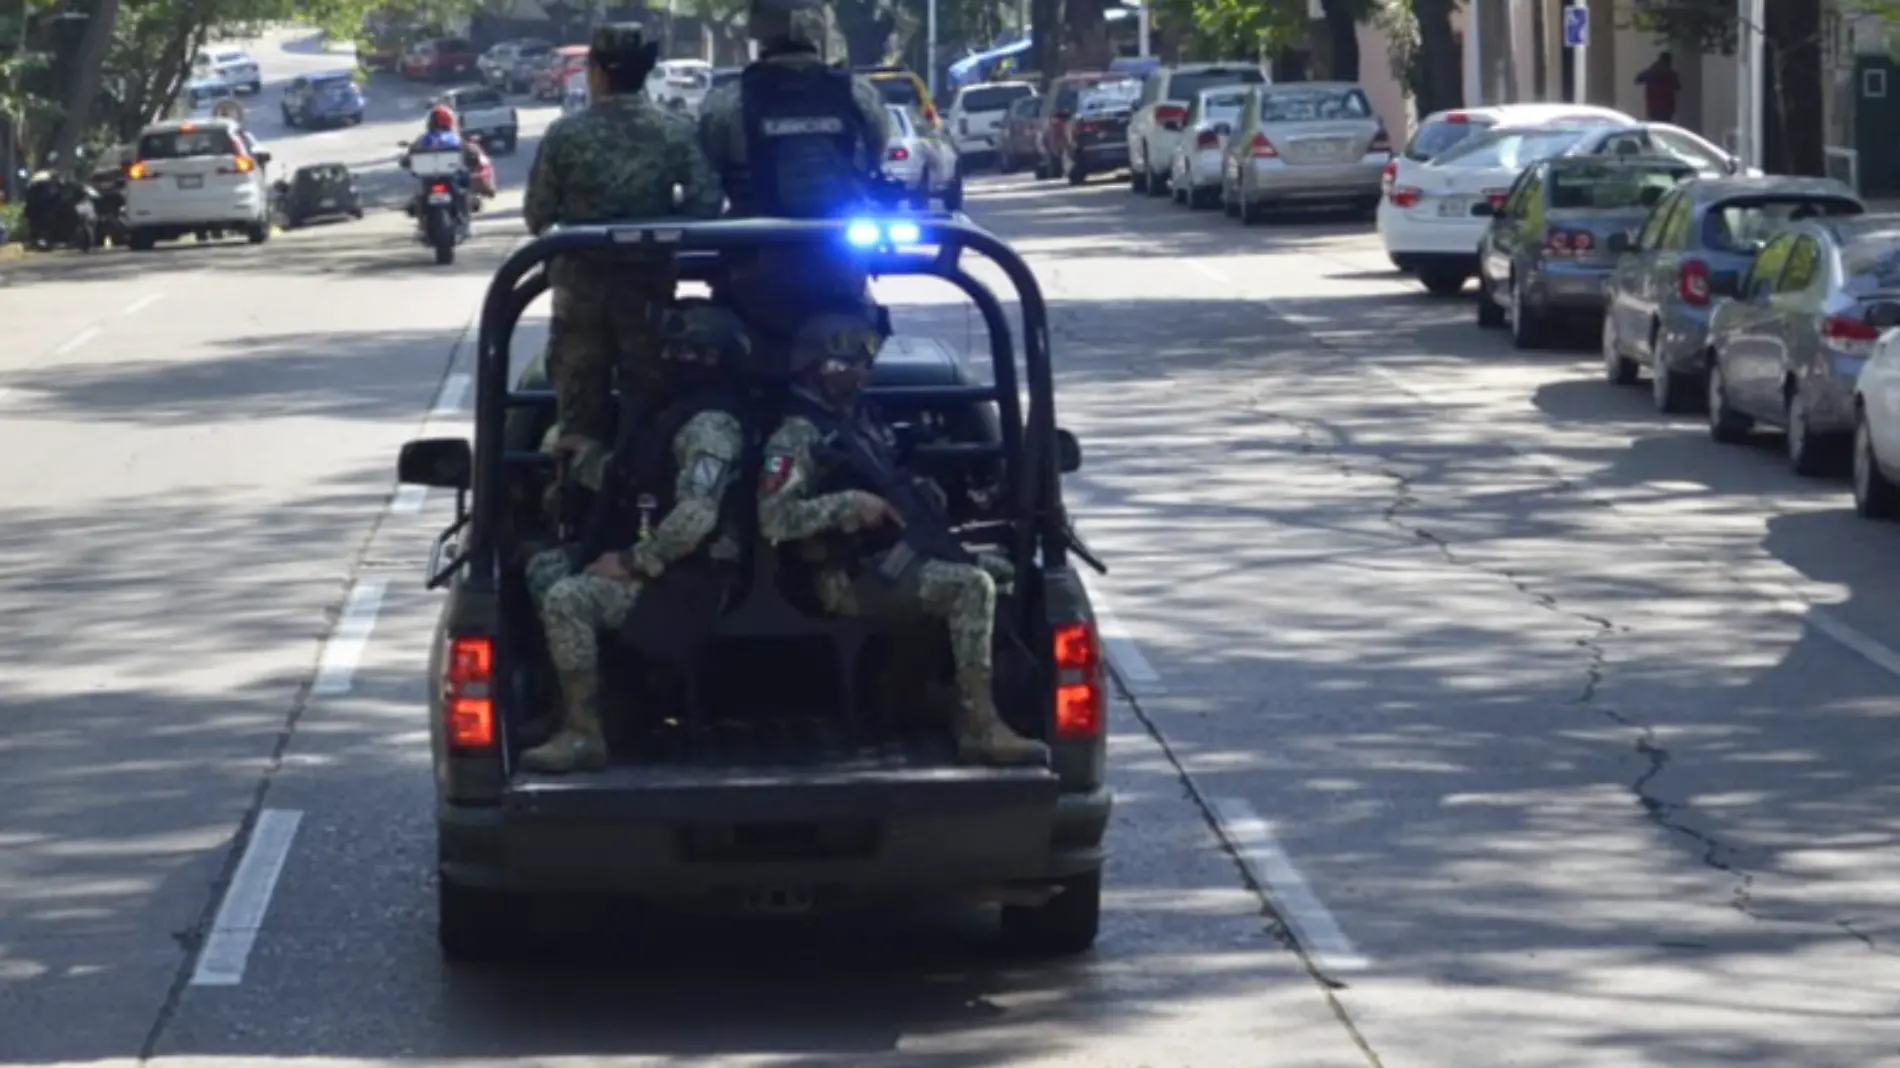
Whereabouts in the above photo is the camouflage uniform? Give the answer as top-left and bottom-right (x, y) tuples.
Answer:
(756, 321), (1048, 767)
(523, 23), (726, 451)
(520, 308), (751, 774)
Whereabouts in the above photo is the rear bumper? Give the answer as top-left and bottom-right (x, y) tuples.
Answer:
(438, 767), (1112, 899)
(1525, 260), (1615, 312)
(1074, 141), (1128, 169)
(1244, 157), (1384, 202)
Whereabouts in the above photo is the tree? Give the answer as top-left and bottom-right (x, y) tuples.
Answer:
(1372, 0), (1460, 116)
(1317, 0), (1372, 80)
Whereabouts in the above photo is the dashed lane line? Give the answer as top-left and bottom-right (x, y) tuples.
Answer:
(1213, 797), (1370, 974)
(311, 579), (388, 696)
(54, 325), (99, 355)
(188, 808), (303, 987)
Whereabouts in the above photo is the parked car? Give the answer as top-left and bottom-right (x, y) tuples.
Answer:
(194, 46), (261, 94)
(1561, 120), (1753, 176)
(478, 39), (553, 93)
(401, 37), (480, 83)
(945, 80), (1036, 161)
(1475, 154), (1698, 348)
(1035, 73), (1137, 182)
(647, 59), (713, 113)
(1704, 214), (1900, 474)
(441, 85), (519, 155)
(281, 70), (365, 129)
(1849, 308), (1900, 517)
(883, 105), (962, 210)
(1127, 62), (1270, 194)
(1602, 176), (1863, 412)
(859, 66), (941, 130)
(997, 95), (1044, 174)
(534, 45), (589, 102)
(1379, 103), (1633, 275)
(122, 118), (274, 250)
(272, 162), (364, 229)
(1167, 85), (1252, 209)
(1216, 80), (1390, 223)
(172, 77), (242, 122)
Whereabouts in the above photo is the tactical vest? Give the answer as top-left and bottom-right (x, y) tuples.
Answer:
(733, 56), (873, 219)
(792, 395), (904, 560)
(577, 384), (757, 568)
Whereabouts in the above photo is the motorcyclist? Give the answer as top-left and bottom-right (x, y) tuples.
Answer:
(401, 106), (471, 227)
(695, 0), (893, 354)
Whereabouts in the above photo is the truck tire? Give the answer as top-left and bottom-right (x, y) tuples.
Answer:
(1000, 869), (1101, 956)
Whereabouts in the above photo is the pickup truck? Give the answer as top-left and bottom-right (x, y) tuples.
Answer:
(946, 80), (1037, 160)
(442, 86), (518, 155)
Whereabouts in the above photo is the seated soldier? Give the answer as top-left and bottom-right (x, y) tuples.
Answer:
(521, 306), (754, 773)
(756, 314), (1049, 767)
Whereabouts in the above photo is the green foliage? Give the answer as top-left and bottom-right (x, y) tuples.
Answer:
(1371, 0), (1424, 99)
(1153, 0), (1305, 60)
(1, 198), (23, 246)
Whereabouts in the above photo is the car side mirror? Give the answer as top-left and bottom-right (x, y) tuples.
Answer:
(255, 151), (272, 166)
(1607, 231), (1632, 254)
(398, 437), (472, 489)
(1056, 428), (1082, 474)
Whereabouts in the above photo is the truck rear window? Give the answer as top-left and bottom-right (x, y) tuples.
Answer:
(455, 89), (503, 109)
(137, 128), (238, 160)
(1167, 68), (1265, 102)
(958, 84), (1032, 113)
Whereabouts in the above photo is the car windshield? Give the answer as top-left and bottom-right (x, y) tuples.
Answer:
(1197, 89), (1251, 123)
(1704, 197), (1864, 252)
(959, 84), (1033, 113)
(1404, 117), (1494, 161)
(1547, 162), (1692, 209)
(137, 127), (239, 160)
(1257, 86), (1372, 122)
(1167, 67), (1265, 102)
(874, 78), (920, 107)
(1837, 223), (1900, 290)
(1430, 127), (1593, 170)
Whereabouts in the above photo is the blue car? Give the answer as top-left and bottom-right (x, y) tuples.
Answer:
(281, 71), (365, 129)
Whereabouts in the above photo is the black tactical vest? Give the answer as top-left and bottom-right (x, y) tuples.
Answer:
(794, 394), (904, 558)
(734, 55), (872, 219)
(577, 385), (756, 566)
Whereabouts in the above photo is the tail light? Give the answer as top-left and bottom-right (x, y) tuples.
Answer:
(430, 181), (451, 194)
(444, 636), (495, 750)
(887, 146), (910, 161)
(1369, 126), (1391, 153)
(1444, 111), (1469, 123)
(126, 161), (154, 180)
(1391, 185), (1421, 208)
(1074, 119), (1097, 136)
(1483, 187), (1509, 211)
(217, 156), (255, 175)
(1546, 228), (1595, 255)
(1248, 133), (1277, 158)
(1678, 258), (1713, 305)
(1381, 158), (1398, 192)
(1195, 128), (1221, 149)
(1824, 314), (1881, 354)
(1052, 621), (1104, 739)
(1155, 103), (1188, 127)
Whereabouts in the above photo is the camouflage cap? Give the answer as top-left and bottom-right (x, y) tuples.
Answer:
(660, 305), (752, 364)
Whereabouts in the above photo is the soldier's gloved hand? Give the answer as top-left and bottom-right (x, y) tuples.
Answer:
(975, 551), (1015, 595)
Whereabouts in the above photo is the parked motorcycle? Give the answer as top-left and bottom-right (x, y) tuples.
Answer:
(22, 167), (98, 253)
(398, 140), (469, 266)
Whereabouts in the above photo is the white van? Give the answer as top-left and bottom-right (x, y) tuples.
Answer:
(123, 118), (273, 250)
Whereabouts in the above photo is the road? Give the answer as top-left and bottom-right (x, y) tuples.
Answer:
(3, 27), (1899, 1068)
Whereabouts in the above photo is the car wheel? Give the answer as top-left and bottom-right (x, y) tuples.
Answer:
(1509, 273), (1544, 349)
(1222, 187), (1239, 217)
(1651, 349), (1700, 414)
(127, 228), (156, 252)
(1853, 406), (1900, 519)
(1419, 267), (1468, 297)
(1602, 315), (1637, 385)
(247, 219), (270, 244)
(1475, 273), (1506, 328)
(1190, 185), (1216, 210)
(1706, 357), (1751, 444)
(1065, 150), (1087, 185)
(944, 177), (964, 212)
(1785, 383), (1841, 476)
(999, 869), (1101, 957)
(1130, 164), (1147, 193)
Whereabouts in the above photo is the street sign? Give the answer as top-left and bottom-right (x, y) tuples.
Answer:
(1563, 6), (1589, 48)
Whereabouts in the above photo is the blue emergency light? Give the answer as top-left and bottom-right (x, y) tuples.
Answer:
(844, 218), (924, 249)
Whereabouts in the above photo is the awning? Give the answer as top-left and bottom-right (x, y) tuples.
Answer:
(948, 36), (1032, 85)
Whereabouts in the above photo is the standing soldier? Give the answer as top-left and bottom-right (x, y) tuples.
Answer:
(525, 23), (725, 463)
(695, 0), (892, 345)
(756, 316), (1050, 767)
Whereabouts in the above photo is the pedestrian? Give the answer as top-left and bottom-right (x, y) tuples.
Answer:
(1635, 52), (1681, 123)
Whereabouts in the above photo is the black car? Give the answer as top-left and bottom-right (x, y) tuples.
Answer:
(396, 216), (1112, 962)
(272, 163), (364, 229)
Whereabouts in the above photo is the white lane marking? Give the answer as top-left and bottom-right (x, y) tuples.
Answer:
(390, 484), (429, 515)
(312, 580), (388, 696)
(120, 293), (164, 316)
(190, 808), (303, 987)
(1213, 797), (1369, 974)
(54, 326), (99, 355)
(1186, 259), (1230, 283)
(1085, 580), (1163, 692)
(430, 372), (471, 417)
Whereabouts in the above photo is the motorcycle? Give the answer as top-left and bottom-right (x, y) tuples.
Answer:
(22, 167), (98, 253)
(398, 140), (469, 266)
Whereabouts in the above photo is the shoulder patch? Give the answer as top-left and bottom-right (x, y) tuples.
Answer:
(760, 453), (795, 495)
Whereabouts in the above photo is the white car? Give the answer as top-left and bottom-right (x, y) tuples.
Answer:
(562, 70), (588, 115)
(883, 105), (962, 211)
(647, 59), (712, 114)
(945, 80), (1036, 157)
(1127, 61), (1269, 194)
(1851, 319), (1900, 520)
(1377, 103), (1633, 291)
(123, 119), (273, 250)
(172, 77), (244, 123)
(194, 47), (261, 94)
(1166, 85), (1252, 208)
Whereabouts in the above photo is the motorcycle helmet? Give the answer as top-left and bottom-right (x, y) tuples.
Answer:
(427, 105), (456, 132)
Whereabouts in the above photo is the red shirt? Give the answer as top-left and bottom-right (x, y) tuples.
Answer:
(1641, 67), (1680, 119)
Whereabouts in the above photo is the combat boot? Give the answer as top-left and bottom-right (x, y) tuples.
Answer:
(519, 673), (608, 774)
(952, 670), (1049, 766)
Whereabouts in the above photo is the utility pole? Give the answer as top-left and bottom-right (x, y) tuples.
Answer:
(1736, 0), (1764, 170)
(926, 0), (937, 96)
(1137, 0), (1149, 59)
(1463, 0), (1482, 105)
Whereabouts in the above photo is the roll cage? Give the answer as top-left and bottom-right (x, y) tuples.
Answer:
(421, 213), (1101, 601)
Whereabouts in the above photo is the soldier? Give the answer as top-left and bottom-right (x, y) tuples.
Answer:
(522, 306), (753, 774)
(696, 0), (893, 344)
(524, 22), (725, 461)
(757, 316), (1049, 767)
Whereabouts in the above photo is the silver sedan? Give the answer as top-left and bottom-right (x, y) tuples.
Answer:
(1219, 81), (1391, 223)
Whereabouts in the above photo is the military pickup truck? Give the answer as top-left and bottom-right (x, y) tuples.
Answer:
(396, 215), (1113, 963)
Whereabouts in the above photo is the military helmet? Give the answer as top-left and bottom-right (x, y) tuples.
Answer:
(659, 305), (752, 368)
(589, 22), (661, 77)
(786, 312), (882, 375)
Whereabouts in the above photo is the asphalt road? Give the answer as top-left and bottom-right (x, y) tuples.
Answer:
(4, 26), (1900, 1068)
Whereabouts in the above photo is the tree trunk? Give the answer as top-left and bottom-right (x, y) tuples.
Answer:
(1411, 0), (1463, 115)
(1029, 0), (1061, 85)
(1064, 0), (1108, 70)
(836, 1), (893, 66)
(50, 0), (118, 168)
(1321, 0), (1359, 82)
(1763, 0), (1823, 175)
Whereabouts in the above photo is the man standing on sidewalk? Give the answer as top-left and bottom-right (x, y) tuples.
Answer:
(1635, 52), (1681, 123)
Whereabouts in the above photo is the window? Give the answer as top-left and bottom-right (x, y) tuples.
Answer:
(137, 127), (239, 160)
(1078, 80), (1138, 113)
(886, 106), (914, 137)
(1009, 97), (1040, 119)
(1703, 196), (1863, 252)
(957, 83), (1032, 113)
(1199, 89), (1251, 124)
(1839, 227), (1900, 291)
(1255, 86), (1372, 122)
(1504, 168), (1541, 218)
(1403, 116), (1494, 161)
(1777, 236), (1823, 292)
(1649, 127), (1727, 171)
(1746, 234), (1797, 294)
(1593, 131), (1650, 158)
(1658, 193), (1695, 248)
(454, 88), (503, 110)
(1634, 191), (1681, 250)
(1547, 162), (1692, 209)
(1166, 67), (1265, 103)
(872, 77), (920, 107)
(1431, 128), (1592, 170)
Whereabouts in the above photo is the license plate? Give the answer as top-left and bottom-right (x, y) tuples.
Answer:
(177, 175), (202, 189)
(1305, 141), (1342, 158)
(426, 192), (451, 205)
(1437, 198), (1468, 217)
